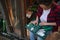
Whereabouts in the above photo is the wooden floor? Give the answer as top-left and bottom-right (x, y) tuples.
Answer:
(27, 31), (60, 40)
(46, 32), (60, 40)
(0, 30), (60, 40)
(0, 36), (10, 40)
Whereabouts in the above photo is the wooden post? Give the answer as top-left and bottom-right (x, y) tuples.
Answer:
(0, 0), (14, 33)
(0, 0), (11, 25)
(5, 0), (14, 26)
(14, 0), (27, 38)
(19, 0), (26, 38)
(1, 0), (27, 39)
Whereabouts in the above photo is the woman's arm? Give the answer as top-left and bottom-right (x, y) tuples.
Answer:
(58, 26), (60, 32)
(39, 22), (56, 26)
(45, 22), (56, 26)
(36, 16), (38, 21)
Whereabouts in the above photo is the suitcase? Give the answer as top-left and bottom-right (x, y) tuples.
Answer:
(26, 23), (41, 34)
(26, 23), (53, 39)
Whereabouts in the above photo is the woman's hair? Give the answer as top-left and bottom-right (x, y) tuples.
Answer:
(54, 0), (60, 3)
(38, 0), (53, 6)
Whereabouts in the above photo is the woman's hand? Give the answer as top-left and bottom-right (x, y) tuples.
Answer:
(30, 20), (38, 25)
(30, 16), (38, 25)
(39, 22), (47, 26)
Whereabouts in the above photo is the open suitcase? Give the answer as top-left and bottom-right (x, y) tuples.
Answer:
(26, 23), (53, 39)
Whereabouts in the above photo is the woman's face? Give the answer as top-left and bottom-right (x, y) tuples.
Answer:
(40, 4), (51, 10)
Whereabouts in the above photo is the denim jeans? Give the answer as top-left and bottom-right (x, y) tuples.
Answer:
(30, 31), (52, 40)
(30, 32), (35, 40)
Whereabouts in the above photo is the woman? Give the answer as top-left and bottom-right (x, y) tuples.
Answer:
(30, 0), (60, 40)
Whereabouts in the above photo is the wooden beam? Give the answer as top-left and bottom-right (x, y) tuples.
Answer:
(0, 0), (11, 25)
(0, 0), (15, 33)
(19, 0), (26, 38)
(5, 0), (14, 26)
(14, 0), (27, 38)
